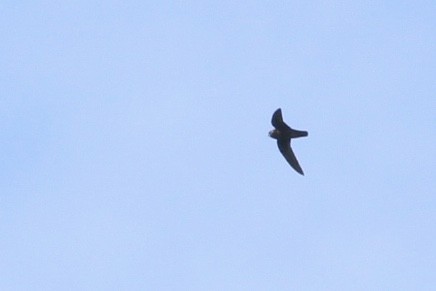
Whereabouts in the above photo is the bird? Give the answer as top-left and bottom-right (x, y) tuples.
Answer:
(269, 108), (308, 175)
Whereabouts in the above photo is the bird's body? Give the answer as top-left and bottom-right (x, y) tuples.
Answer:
(269, 108), (308, 175)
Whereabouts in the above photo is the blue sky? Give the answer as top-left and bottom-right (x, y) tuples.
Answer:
(1, 1), (435, 290)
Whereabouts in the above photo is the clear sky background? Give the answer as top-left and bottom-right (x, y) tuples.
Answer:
(1, 1), (435, 290)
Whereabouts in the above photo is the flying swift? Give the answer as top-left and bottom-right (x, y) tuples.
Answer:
(269, 108), (308, 175)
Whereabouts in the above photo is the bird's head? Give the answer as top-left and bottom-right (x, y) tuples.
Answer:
(269, 129), (280, 139)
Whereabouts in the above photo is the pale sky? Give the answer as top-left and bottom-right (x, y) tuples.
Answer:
(1, 1), (435, 290)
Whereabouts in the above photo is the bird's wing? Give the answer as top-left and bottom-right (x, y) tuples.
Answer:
(277, 139), (304, 175)
(271, 108), (292, 131)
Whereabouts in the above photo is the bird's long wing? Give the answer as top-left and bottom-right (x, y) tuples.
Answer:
(277, 139), (304, 175)
(271, 108), (292, 131)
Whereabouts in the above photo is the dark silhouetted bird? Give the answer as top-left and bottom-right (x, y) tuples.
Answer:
(269, 108), (308, 175)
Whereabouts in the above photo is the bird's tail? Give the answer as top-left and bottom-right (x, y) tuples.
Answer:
(291, 129), (308, 138)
